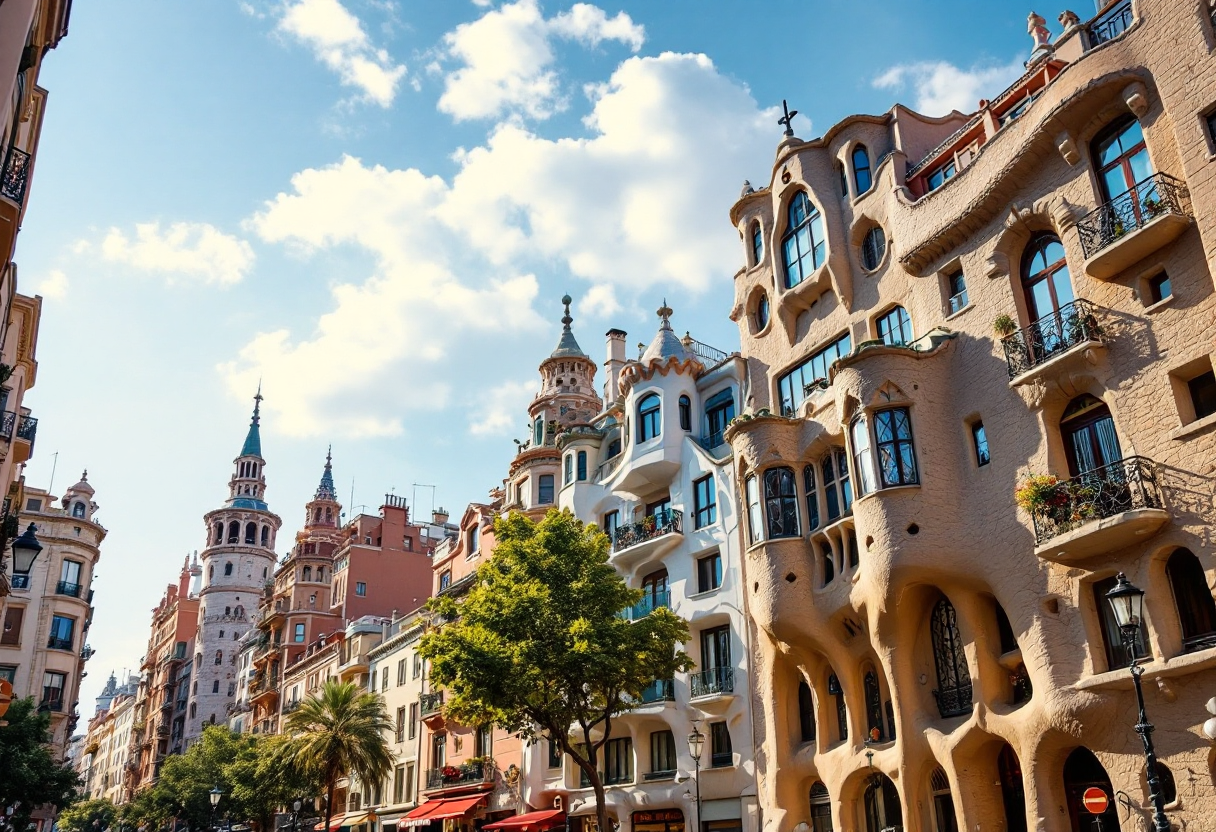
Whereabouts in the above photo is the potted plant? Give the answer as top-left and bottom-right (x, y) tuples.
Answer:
(441, 765), (461, 781)
(993, 314), (1018, 339)
(1015, 475), (1070, 519)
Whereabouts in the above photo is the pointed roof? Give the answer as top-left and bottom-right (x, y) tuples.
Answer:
(549, 294), (587, 359)
(641, 300), (692, 364)
(240, 386), (263, 458)
(315, 446), (337, 501)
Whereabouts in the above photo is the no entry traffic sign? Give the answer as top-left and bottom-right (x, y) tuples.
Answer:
(1082, 787), (1110, 815)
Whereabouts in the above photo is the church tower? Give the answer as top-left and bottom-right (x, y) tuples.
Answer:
(185, 391), (282, 743)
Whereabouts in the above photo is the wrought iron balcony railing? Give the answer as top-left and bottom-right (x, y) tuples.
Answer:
(1000, 299), (1104, 379)
(1, 147), (31, 206)
(420, 691), (444, 716)
(624, 589), (670, 620)
(932, 684), (973, 718)
(1076, 173), (1191, 258)
(56, 580), (82, 598)
(1086, 0), (1132, 46)
(612, 509), (682, 553)
(0, 411), (16, 441)
(425, 760), (492, 789)
(639, 678), (674, 704)
(689, 666), (734, 699)
(1025, 456), (1164, 545)
(16, 414), (37, 445)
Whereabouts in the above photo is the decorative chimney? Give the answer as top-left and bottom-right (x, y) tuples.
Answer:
(604, 329), (627, 402)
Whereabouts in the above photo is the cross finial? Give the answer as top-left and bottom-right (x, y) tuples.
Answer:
(778, 99), (798, 137)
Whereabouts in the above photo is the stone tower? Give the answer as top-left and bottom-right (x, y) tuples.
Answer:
(185, 392), (282, 743)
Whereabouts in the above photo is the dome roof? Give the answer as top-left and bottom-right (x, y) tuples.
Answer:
(67, 470), (94, 496)
(641, 301), (693, 364)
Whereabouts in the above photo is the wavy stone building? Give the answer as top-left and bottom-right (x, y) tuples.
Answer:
(725, 2), (1216, 831)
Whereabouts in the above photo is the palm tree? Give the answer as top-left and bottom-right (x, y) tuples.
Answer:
(279, 680), (395, 832)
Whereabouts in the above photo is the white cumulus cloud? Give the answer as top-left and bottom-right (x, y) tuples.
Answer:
(469, 379), (540, 437)
(277, 0), (407, 107)
(100, 222), (254, 286)
(873, 57), (1026, 117)
(35, 269), (69, 299)
(438, 0), (644, 121)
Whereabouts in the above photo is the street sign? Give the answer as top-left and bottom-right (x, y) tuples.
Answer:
(1082, 787), (1109, 815)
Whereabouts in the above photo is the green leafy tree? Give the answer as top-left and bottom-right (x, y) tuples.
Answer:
(57, 798), (117, 832)
(0, 698), (81, 828)
(228, 734), (316, 832)
(278, 680), (394, 832)
(419, 509), (692, 832)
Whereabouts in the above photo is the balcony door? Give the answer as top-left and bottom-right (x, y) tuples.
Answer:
(1094, 116), (1151, 203)
(1060, 395), (1122, 477)
(701, 626), (731, 671)
(1022, 235), (1074, 324)
(641, 569), (668, 608)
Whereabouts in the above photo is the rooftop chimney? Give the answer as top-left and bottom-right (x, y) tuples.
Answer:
(604, 329), (627, 402)
(432, 507), (449, 526)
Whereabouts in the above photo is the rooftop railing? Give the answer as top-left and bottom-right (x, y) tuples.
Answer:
(1076, 173), (1191, 258)
(1087, 0), (1133, 45)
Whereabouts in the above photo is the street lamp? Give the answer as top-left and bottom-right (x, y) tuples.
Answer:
(10, 523), (42, 573)
(1105, 573), (1170, 832)
(687, 724), (704, 832)
(210, 787), (223, 832)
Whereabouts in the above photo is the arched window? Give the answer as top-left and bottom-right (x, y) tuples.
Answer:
(802, 465), (820, 532)
(930, 767), (957, 832)
(751, 222), (764, 265)
(1063, 748), (1118, 832)
(1022, 234), (1074, 324)
(303, 566), (312, 582)
(245, 522), (257, 544)
(214, 650), (223, 665)
(863, 669), (884, 741)
(797, 680), (815, 742)
(863, 774), (902, 832)
(72, 501), (86, 518)
(1167, 548), (1216, 651)
(997, 744), (1027, 832)
(875, 305), (911, 345)
(755, 293), (770, 331)
(852, 145), (872, 194)
(763, 467), (799, 538)
(782, 191), (826, 289)
(228, 521), (240, 544)
(213, 522), (223, 545)
(827, 671), (846, 742)
(1092, 115), (1151, 203)
(637, 393), (661, 442)
(577, 451), (587, 481)
(314, 507), (322, 523)
(224, 562), (233, 576)
(678, 395), (692, 432)
(1060, 394), (1122, 476)
(810, 783), (833, 832)
(564, 454), (573, 485)
(261, 525), (270, 547)
(317, 566), (325, 582)
(861, 226), (886, 270)
(234, 606), (244, 617)
(930, 598), (973, 718)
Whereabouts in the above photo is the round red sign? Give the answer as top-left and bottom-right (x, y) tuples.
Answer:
(1082, 787), (1109, 815)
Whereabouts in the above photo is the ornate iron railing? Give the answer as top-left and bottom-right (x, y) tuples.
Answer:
(627, 589), (671, 620)
(1000, 299), (1104, 379)
(425, 761), (492, 789)
(419, 691), (444, 716)
(1087, 0), (1133, 46)
(682, 337), (729, 366)
(56, 580), (82, 597)
(612, 509), (682, 553)
(16, 414), (37, 447)
(0, 411), (16, 440)
(1026, 456), (1164, 544)
(1, 147), (31, 205)
(932, 684), (973, 718)
(690, 666), (734, 698)
(1076, 173), (1191, 258)
(639, 679), (674, 704)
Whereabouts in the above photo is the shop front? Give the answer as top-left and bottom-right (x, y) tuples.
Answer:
(400, 795), (488, 832)
(632, 809), (685, 832)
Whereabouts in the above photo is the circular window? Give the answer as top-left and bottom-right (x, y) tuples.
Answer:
(754, 292), (770, 332)
(862, 226), (887, 271)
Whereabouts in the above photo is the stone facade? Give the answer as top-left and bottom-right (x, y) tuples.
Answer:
(725, 2), (1216, 831)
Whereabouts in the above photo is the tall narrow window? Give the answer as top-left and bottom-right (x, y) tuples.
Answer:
(261, 525), (270, 547)
(1060, 395), (1122, 476)
(1167, 548), (1216, 652)
(1093, 116), (1151, 204)
(603, 510), (619, 544)
(875, 306), (913, 345)
(42, 671), (66, 710)
(782, 191), (826, 288)
(851, 416), (877, 496)
(861, 227), (886, 271)
(802, 465), (820, 531)
(863, 774), (902, 832)
(228, 521), (240, 543)
(875, 408), (918, 487)
(863, 670), (884, 741)
(810, 783), (833, 832)
(837, 448), (852, 514)
(564, 454), (573, 485)
(245, 522), (257, 544)
(745, 475), (763, 544)
(947, 271), (968, 314)
(930, 767), (958, 832)
(577, 450), (588, 481)
(710, 721), (732, 767)
(930, 599), (973, 718)
(1022, 234), (1075, 325)
(704, 388), (735, 448)
(697, 552), (722, 593)
(679, 395), (692, 432)
(638, 393), (661, 441)
(837, 161), (849, 197)
(48, 615), (75, 650)
(538, 474), (555, 505)
(997, 744), (1027, 832)
(829, 673), (847, 742)
(650, 730), (677, 775)
(751, 222), (763, 266)
(972, 421), (990, 466)
(694, 475), (717, 529)
(798, 681), (816, 742)
(604, 737), (633, 784)
(1, 606), (23, 646)
(852, 145), (872, 194)
(755, 293), (770, 332)
(1093, 575), (1149, 669)
(763, 467), (799, 538)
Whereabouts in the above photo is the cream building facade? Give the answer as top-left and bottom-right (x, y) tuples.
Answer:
(725, 1), (1216, 831)
(78, 673), (139, 803)
(367, 611), (427, 831)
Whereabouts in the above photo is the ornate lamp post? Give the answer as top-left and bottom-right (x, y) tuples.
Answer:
(1105, 573), (1170, 832)
(210, 787), (223, 832)
(687, 724), (704, 832)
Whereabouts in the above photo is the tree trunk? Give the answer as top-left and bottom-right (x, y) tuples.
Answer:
(323, 780), (336, 832)
(590, 775), (611, 832)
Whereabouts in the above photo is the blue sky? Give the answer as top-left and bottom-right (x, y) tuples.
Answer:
(17, 0), (1038, 709)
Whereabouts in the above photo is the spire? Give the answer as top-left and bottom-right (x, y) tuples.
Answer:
(240, 385), (263, 458)
(315, 446), (337, 501)
(641, 298), (692, 364)
(549, 294), (587, 358)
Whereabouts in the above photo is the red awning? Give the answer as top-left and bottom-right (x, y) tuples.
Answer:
(313, 819), (345, 831)
(482, 810), (566, 832)
(399, 796), (486, 828)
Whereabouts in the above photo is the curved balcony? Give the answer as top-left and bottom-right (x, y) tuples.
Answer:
(611, 509), (683, 567)
(689, 666), (735, 707)
(1078, 173), (1192, 279)
(1027, 456), (1169, 563)
(1001, 299), (1106, 386)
